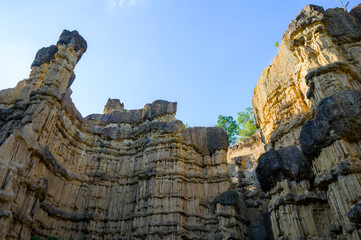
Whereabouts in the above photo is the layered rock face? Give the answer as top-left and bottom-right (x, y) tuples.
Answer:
(0, 30), (243, 240)
(254, 4), (361, 240)
(227, 133), (273, 240)
(2, 4), (361, 240)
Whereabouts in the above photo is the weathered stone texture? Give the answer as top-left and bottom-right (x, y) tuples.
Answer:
(253, 4), (361, 151)
(254, 4), (361, 240)
(227, 133), (273, 240)
(3, 3), (361, 240)
(0, 30), (242, 240)
(228, 132), (265, 192)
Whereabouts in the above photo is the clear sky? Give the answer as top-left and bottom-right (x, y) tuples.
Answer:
(0, 1), (357, 127)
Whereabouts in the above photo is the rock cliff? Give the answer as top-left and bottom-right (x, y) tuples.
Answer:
(0, 30), (243, 240)
(1, 3), (361, 240)
(254, 4), (361, 240)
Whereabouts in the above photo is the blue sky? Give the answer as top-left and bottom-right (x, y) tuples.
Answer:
(0, 1), (357, 127)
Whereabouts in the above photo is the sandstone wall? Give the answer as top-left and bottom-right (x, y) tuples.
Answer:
(0, 30), (243, 240)
(2, 4), (361, 240)
(254, 4), (361, 240)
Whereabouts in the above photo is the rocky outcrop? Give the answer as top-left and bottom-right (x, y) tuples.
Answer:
(103, 98), (124, 114)
(254, 4), (361, 240)
(0, 30), (243, 240)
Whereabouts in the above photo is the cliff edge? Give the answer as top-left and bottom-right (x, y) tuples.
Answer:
(0, 30), (239, 240)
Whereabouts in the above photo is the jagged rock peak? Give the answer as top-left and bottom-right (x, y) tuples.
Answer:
(103, 98), (124, 114)
(287, 4), (325, 37)
(31, 30), (87, 68)
(57, 29), (87, 59)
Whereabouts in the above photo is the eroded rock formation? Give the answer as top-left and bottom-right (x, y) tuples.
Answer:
(0, 30), (244, 240)
(2, 3), (361, 240)
(254, 4), (361, 240)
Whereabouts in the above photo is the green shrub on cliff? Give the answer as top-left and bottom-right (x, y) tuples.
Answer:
(216, 107), (258, 145)
(237, 107), (258, 140)
(215, 115), (239, 144)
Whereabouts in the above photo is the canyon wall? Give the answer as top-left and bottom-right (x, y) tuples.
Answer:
(0, 30), (245, 240)
(254, 4), (361, 240)
(1, 4), (361, 240)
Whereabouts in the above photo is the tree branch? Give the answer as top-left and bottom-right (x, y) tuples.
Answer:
(337, 0), (350, 11)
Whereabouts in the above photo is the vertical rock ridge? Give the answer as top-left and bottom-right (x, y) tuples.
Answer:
(254, 4), (361, 240)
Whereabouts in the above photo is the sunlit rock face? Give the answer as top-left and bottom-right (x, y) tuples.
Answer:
(0, 30), (242, 240)
(254, 4), (361, 240)
(253, 4), (361, 151)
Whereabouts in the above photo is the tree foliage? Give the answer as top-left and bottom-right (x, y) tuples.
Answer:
(216, 107), (258, 145)
(237, 107), (258, 140)
(215, 115), (239, 145)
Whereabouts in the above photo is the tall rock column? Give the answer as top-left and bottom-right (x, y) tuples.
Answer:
(254, 4), (361, 240)
(0, 30), (86, 240)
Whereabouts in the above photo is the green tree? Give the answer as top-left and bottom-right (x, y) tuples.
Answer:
(215, 115), (239, 145)
(215, 108), (258, 145)
(237, 107), (258, 141)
